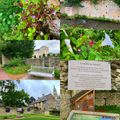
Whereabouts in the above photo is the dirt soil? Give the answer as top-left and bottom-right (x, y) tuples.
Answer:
(61, 17), (120, 30)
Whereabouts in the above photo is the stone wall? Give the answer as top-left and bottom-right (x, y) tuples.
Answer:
(0, 107), (34, 115)
(95, 91), (120, 106)
(61, 0), (120, 21)
(25, 57), (60, 69)
(111, 61), (120, 90)
(60, 61), (72, 120)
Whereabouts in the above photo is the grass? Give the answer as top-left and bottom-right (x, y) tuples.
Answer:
(0, 114), (60, 120)
(3, 65), (30, 75)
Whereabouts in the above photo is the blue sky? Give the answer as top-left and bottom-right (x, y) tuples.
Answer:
(15, 80), (60, 99)
(34, 40), (60, 54)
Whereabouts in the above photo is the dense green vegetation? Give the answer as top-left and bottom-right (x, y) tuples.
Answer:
(3, 58), (30, 74)
(0, 80), (30, 107)
(61, 25), (120, 60)
(54, 69), (60, 79)
(95, 105), (120, 114)
(0, 0), (60, 40)
(0, 41), (34, 74)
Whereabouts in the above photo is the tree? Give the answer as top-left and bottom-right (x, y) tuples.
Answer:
(0, 80), (30, 107)
(1, 41), (34, 58)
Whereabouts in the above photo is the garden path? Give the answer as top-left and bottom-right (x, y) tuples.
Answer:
(0, 68), (11, 80)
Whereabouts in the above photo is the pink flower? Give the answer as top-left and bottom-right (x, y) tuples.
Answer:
(89, 41), (94, 47)
(32, 15), (36, 19)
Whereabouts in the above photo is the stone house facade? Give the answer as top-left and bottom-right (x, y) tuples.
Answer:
(33, 46), (49, 58)
(31, 86), (60, 113)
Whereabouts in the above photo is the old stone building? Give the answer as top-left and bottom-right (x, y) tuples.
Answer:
(33, 46), (49, 58)
(31, 86), (60, 113)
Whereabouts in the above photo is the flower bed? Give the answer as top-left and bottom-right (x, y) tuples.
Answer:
(61, 25), (120, 60)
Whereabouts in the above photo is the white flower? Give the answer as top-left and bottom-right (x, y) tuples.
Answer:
(101, 33), (114, 48)
(65, 39), (73, 53)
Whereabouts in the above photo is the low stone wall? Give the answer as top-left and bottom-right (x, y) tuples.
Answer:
(25, 57), (60, 69)
(95, 91), (120, 106)
(0, 107), (34, 115)
(61, 0), (120, 21)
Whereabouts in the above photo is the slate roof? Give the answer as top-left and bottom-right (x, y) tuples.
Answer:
(31, 94), (53, 105)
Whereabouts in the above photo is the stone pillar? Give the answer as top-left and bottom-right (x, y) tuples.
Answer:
(60, 61), (72, 120)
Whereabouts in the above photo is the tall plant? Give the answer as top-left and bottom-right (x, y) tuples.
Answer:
(17, 0), (60, 40)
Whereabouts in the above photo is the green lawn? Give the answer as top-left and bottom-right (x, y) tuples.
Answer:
(0, 114), (60, 120)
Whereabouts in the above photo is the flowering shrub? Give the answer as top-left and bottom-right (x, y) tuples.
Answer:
(17, 0), (60, 40)
(61, 25), (120, 60)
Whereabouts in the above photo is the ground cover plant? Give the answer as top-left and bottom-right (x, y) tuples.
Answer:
(61, 25), (120, 60)
(0, 41), (34, 75)
(0, 0), (60, 40)
(3, 58), (30, 74)
(95, 105), (120, 114)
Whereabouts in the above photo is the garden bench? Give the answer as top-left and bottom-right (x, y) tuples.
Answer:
(29, 66), (54, 78)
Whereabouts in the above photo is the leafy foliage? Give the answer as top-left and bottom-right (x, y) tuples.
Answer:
(96, 105), (120, 114)
(3, 58), (30, 74)
(113, 0), (120, 7)
(54, 69), (60, 78)
(0, 0), (23, 40)
(0, 81), (30, 107)
(0, 0), (60, 40)
(1, 41), (34, 58)
(16, 0), (60, 40)
(61, 25), (120, 60)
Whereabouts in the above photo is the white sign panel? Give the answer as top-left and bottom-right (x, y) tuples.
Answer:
(68, 60), (111, 90)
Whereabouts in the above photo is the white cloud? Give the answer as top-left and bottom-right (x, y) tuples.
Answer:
(34, 40), (60, 54)
(16, 80), (60, 99)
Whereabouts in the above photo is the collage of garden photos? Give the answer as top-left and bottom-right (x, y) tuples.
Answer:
(0, 0), (120, 120)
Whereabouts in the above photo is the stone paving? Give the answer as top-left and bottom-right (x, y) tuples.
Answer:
(0, 68), (10, 80)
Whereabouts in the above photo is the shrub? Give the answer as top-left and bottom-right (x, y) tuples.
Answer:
(54, 69), (60, 78)
(0, 0), (23, 40)
(4, 58), (24, 67)
(16, 0), (60, 40)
